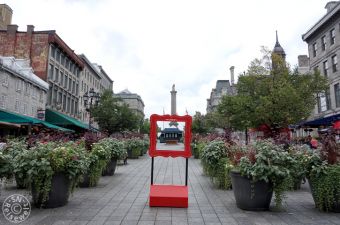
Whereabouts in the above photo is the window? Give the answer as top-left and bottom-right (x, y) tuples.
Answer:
(67, 97), (70, 113)
(312, 43), (317, 57)
(0, 95), (6, 108)
(14, 99), (19, 112)
(54, 68), (59, 82)
(50, 45), (56, 58)
(335, 83), (340, 108)
(61, 54), (65, 67)
(323, 60), (329, 76)
(39, 90), (43, 102)
(332, 55), (338, 72)
(24, 82), (29, 95)
(58, 92), (62, 105)
(64, 75), (68, 88)
(23, 103), (27, 115)
(1, 74), (9, 86)
(72, 81), (75, 94)
(48, 64), (54, 80)
(71, 99), (74, 114)
(321, 36), (326, 51)
(76, 83), (79, 95)
(60, 71), (64, 84)
(56, 50), (60, 63)
(16, 79), (22, 92)
(330, 29), (335, 45)
(63, 95), (66, 111)
(317, 92), (329, 113)
(69, 78), (72, 91)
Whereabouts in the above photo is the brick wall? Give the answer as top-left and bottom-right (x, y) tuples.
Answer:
(0, 31), (49, 81)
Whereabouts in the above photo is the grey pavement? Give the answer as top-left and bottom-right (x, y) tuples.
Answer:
(1, 155), (340, 225)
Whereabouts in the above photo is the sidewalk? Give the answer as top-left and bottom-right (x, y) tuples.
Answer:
(0, 155), (339, 225)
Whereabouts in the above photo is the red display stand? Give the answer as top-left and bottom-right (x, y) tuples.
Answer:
(149, 114), (192, 208)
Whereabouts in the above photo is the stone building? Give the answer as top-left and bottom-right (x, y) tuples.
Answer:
(206, 66), (236, 113)
(0, 4), (12, 30)
(302, 1), (340, 123)
(78, 54), (101, 125)
(0, 25), (84, 120)
(115, 89), (145, 119)
(93, 63), (113, 92)
(0, 56), (48, 118)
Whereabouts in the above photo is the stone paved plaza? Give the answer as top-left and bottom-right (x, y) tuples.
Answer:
(1, 155), (340, 225)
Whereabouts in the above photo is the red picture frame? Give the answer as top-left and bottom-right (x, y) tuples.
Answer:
(149, 114), (192, 158)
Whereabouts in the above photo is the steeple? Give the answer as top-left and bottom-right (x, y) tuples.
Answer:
(273, 31), (286, 60)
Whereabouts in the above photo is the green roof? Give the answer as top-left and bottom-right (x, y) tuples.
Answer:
(0, 109), (73, 132)
(45, 109), (89, 130)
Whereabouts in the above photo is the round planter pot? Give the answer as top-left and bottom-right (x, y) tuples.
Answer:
(308, 178), (340, 212)
(127, 148), (139, 159)
(102, 158), (118, 176)
(139, 148), (143, 156)
(230, 171), (273, 211)
(78, 173), (92, 188)
(32, 172), (71, 208)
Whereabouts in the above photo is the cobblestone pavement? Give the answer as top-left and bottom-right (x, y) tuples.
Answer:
(1, 155), (340, 225)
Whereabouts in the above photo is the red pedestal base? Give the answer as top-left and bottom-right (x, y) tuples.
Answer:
(149, 185), (188, 208)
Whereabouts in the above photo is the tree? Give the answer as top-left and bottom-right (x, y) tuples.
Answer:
(139, 118), (150, 134)
(91, 90), (139, 134)
(192, 111), (208, 134)
(217, 49), (327, 138)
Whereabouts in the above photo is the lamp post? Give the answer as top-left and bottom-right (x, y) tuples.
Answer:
(83, 88), (100, 131)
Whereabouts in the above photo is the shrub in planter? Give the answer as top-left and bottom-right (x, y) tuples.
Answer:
(100, 138), (126, 176)
(80, 140), (111, 186)
(16, 142), (88, 208)
(126, 138), (142, 159)
(0, 151), (13, 182)
(305, 133), (340, 212)
(2, 138), (27, 188)
(287, 144), (312, 190)
(201, 139), (227, 176)
(231, 140), (296, 210)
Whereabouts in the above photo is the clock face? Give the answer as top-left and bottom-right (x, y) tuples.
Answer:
(149, 114), (192, 158)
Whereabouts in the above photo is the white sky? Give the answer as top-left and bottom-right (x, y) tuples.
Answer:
(4, 0), (330, 117)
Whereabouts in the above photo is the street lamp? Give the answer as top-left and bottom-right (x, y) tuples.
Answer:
(83, 88), (100, 131)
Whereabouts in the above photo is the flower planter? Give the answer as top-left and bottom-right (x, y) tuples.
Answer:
(139, 148), (144, 156)
(127, 148), (139, 159)
(32, 172), (71, 208)
(293, 178), (302, 190)
(230, 171), (273, 211)
(102, 158), (118, 176)
(308, 178), (340, 212)
(78, 173), (92, 188)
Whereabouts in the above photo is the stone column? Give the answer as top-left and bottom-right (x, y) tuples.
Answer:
(170, 84), (177, 115)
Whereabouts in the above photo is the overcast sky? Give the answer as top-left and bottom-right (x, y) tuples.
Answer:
(4, 0), (330, 117)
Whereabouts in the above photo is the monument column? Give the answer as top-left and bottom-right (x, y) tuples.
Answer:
(171, 84), (177, 115)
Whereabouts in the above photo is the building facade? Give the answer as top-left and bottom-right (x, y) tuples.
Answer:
(0, 56), (48, 118)
(116, 89), (145, 119)
(93, 63), (113, 92)
(302, 1), (340, 120)
(0, 25), (84, 119)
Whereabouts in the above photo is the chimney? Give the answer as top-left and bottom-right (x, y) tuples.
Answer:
(27, 25), (34, 34)
(7, 24), (18, 35)
(325, 1), (338, 13)
(230, 66), (235, 86)
(298, 55), (309, 67)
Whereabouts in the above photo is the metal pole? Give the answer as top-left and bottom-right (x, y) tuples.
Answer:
(185, 158), (188, 186)
(151, 157), (154, 185)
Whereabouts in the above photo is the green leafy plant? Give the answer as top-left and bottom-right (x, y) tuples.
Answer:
(15, 141), (88, 206)
(125, 138), (143, 158)
(201, 139), (227, 176)
(304, 133), (340, 212)
(0, 151), (13, 180)
(98, 138), (126, 159)
(236, 140), (296, 208)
